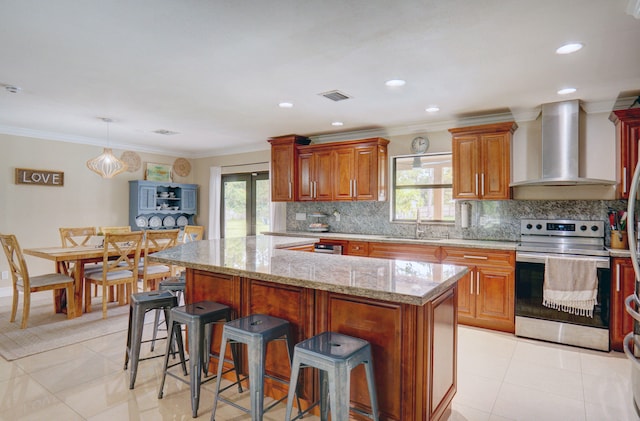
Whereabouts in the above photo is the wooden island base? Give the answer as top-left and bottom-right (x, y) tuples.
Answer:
(186, 268), (458, 421)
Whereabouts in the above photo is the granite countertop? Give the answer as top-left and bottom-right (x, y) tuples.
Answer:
(148, 235), (469, 306)
(263, 231), (518, 251)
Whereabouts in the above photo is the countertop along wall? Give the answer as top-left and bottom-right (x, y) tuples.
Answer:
(0, 132), (193, 277)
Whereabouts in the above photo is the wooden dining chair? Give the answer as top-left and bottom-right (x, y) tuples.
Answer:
(182, 225), (204, 242)
(85, 231), (143, 319)
(138, 229), (180, 292)
(99, 226), (132, 234)
(0, 233), (76, 328)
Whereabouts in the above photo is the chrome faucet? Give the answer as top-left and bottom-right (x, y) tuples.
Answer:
(416, 209), (425, 238)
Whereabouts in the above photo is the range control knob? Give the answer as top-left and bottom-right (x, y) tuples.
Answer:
(580, 225), (587, 231)
(536, 224), (543, 230)
(526, 224), (533, 230)
(591, 225), (599, 232)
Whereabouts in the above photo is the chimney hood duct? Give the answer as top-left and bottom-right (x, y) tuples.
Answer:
(510, 100), (615, 187)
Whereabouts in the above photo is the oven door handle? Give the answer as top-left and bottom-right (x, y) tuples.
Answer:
(516, 252), (610, 269)
(625, 294), (640, 323)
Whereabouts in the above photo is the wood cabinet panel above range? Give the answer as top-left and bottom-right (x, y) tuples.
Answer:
(269, 136), (389, 202)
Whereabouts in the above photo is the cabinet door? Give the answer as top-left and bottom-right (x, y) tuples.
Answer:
(456, 269), (475, 323)
(611, 109), (640, 199)
(334, 147), (355, 200)
(139, 185), (157, 211)
(475, 266), (514, 332)
(353, 145), (378, 200)
(611, 257), (636, 351)
(297, 152), (314, 201)
(314, 149), (334, 201)
(452, 135), (480, 199)
(181, 187), (197, 212)
(271, 143), (295, 201)
(481, 133), (510, 200)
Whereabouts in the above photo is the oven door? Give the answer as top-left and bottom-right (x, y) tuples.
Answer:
(515, 252), (611, 350)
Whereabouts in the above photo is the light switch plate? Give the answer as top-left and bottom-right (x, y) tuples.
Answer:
(1, 271), (8, 280)
(295, 213), (306, 221)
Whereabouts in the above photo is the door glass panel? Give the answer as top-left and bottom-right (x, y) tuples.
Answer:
(223, 180), (247, 238)
(256, 178), (270, 234)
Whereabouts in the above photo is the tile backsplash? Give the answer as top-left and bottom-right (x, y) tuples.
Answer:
(286, 199), (628, 245)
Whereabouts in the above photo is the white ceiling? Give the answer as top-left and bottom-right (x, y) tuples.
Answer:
(1, 0), (639, 158)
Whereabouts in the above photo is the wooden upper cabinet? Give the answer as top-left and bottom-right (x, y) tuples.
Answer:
(610, 108), (640, 199)
(449, 122), (517, 200)
(268, 135), (311, 202)
(297, 147), (333, 201)
(270, 136), (389, 202)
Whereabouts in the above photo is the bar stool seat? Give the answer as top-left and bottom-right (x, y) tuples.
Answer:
(210, 313), (301, 421)
(284, 331), (380, 421)
(124, 290), (182, 390)
(158, 300), (241, 418)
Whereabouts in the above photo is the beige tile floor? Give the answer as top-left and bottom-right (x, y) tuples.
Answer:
(0, 310), (638, 420)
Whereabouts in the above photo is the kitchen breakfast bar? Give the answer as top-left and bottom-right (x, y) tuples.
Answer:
(149, 235), (468, 421)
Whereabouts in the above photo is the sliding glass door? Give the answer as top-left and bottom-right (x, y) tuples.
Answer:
(221, 172), (270, 238)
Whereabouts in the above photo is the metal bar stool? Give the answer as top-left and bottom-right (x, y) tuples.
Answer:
(284, 331), (380, 421)
(158, 300), (241, 418)
(210, 314), (302, 421)
(150, 275), (185, 352)
(124, 290), (184, 390)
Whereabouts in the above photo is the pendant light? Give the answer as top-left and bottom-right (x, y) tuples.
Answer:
(86, 118), (126, 178)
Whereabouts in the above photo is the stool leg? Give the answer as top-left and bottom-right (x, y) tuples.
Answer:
(284, 330), (303, 416)
(127, 303), (146, 389)
(230, 341), (243, 393)
(329, 364), (350, 421)
(189, 319), (204, 418)
(319, 369), (329, 421)
(150, 308), (161, 352)
(248, 338), (265, 420)
(364, 358), (380, 421)
(157, 319), (175, 399)
(123, 304), (133, 370)
(203, 321), (213, 376)
(210, 334), (229, 421)
(284, 353), (301, 421)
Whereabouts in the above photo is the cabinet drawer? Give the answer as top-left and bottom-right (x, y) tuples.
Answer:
(347, 241), (369, 256)
(367, 242), (440, 263)
(440, 247), (514, 268)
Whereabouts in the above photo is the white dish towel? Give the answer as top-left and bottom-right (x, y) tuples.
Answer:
(543, 256), (598, 317)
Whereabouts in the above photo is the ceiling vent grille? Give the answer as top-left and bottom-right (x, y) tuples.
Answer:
(153, 129), (179, 135)
(319, 90), (351, 102)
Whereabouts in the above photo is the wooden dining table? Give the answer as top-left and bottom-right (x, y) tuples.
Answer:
(24, 245), (123, 317)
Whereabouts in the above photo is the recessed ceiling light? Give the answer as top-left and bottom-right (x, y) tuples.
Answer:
(556, 43), (584, 54)
(278, 102), (293, 108)
(385, 79), (406, 87)
(331, 121), (344, 126)
(425, 106), (440, 113)
(557, 88), (577, 95)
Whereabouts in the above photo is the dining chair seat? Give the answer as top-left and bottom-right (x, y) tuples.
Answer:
(19, 273), (75, 288)
(137, 263), (171, 275)
(87, 269), (134, 282)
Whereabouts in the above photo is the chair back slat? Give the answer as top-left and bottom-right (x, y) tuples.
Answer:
(183, 225), (204, 243)
(102, 232), (143, 278)
(0, 234), (30, 291)
(59, 227), (97, 247)
(100, 226), (132, 235)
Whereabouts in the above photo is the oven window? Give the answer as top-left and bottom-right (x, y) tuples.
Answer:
(515, 262), (610, 328)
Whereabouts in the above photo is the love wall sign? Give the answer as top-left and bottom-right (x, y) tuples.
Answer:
(15, 168), (64, 186)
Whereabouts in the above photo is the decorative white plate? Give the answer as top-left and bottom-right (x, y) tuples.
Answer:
(163, 215), (176, 227)
(176, 215), (188, 227)
(135, 215), (147, 228)
(149, 216), (162, 228)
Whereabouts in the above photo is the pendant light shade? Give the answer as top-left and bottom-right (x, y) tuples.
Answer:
(86, 118), (126, 178)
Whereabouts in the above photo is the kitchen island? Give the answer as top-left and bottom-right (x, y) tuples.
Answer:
(149, 235), (469, 421)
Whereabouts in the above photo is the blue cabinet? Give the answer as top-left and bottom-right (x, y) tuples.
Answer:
(129, 180), (198, 231)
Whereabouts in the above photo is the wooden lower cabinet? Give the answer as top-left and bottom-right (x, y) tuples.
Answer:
(611, 257), (636, 351)
(187, 268), (458, 420)
(367, 242), (441, 263)
(441, 247), (515, 332)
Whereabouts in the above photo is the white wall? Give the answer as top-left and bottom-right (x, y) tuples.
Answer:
(0, 133), (192, 276)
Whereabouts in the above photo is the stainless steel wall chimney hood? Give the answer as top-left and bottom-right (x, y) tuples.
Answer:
(510, 100), (615, 187)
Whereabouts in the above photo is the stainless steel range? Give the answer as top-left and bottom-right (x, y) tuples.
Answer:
(515, 219), (611, 351)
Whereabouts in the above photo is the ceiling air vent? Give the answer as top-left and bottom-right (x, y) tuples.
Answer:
(153, 129), (179, 135)
(319, 90), (351, 102)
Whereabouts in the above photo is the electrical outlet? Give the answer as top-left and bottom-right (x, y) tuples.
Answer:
(334, 213), (341, 222)
(295, 213), (307, 221)
(1, 271), (8, 280)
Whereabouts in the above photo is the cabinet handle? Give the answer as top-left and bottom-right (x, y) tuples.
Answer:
(475, 173), (479, 196)
(624, 167), (628, 194)
(288, 181), (292, 199)
(463, 255), (488, 260)
(476, 272), (480, 295)
(353, 179), (357, 197)
(313, 181), (317, 198)
(617, 263), (621, 292)
(481, 173), (485, 196)
(470, 273), (474, 295)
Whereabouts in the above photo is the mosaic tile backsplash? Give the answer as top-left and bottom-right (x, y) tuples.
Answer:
(286, 200), (628, 246)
